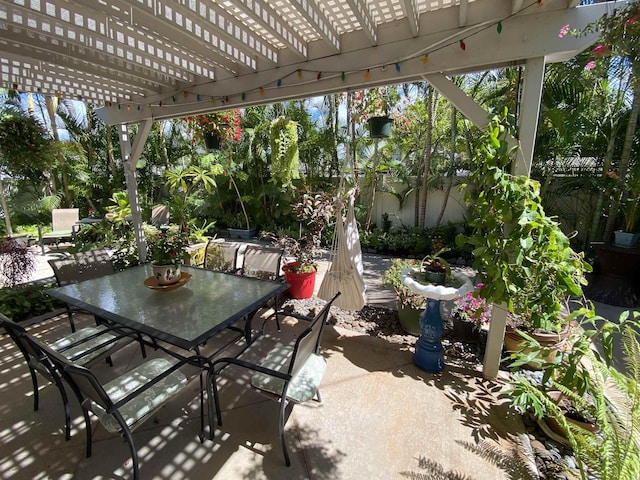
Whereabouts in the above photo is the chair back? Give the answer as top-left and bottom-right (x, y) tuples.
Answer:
(241, 246), (284, 281)
(24, 330), (114, 411)
(51, 208), (79, 232)
(150, 205), (170, 227)
(288, 292), (340, 378)
(203, 240), (240, 272)
(49, 249), (114, 286)
(1, 313), (63, 383)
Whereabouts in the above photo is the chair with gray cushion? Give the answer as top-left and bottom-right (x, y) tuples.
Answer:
(34, 336), (209, 480)
(0, 313), (128, 441)
(208, 292), (340, 466)
(238, 245), (284, 281)
(38, 208), (80, 254)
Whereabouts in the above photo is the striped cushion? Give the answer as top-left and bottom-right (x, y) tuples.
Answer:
(49, 326), (117, 365)
(89, 358), (188, 433)
(251, 346), (327, 403)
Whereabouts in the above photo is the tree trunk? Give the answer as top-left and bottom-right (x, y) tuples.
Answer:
(588, 124), (619, 243)
(0, 177), (12, 236)
(45, 96), (72, 207)
(419, 85), (434, 227)
(436, 107), (457, 226)
(603, 78), (640, 241)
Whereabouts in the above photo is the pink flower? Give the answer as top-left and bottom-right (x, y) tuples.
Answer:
(586, 61), (596, 70)
(558, 24), (570, 38)
(626, 14), (639, 26)
(592, 44), (609, 56)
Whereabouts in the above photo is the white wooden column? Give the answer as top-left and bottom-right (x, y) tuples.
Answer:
(118, 120), (153, 262)
(515, 57), (546, 176)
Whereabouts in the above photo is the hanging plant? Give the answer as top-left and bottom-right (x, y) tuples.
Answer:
(269, 116), (299, 190)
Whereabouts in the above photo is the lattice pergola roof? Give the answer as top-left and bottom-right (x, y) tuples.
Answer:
(0, 0), (610, 125)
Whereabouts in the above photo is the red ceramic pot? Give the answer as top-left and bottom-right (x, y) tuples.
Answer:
(283, 262), (316, 299)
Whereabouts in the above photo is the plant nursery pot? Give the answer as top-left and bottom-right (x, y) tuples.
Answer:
(151, 264), (181, 285)
(368, 116), (393, 138)
(397, 303), (422, 336)
(284, 263), (316, 299)
(504, 325), (570, 369)
(227, 228), (255, 239)
(204, 133), (222, 151)
(451, 315), (482, 343)
(613, 230), (640, 248)
(423, 270), (446, 284)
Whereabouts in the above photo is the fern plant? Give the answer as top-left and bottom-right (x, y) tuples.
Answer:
(510, 318), (640, 480)
(269, 116), (299, 190)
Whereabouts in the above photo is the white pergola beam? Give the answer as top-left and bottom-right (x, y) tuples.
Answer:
(400, 0), (420, 37)
(345, 0), (378, 45)
(459, 0), (469, 27)
(516, 57), (546, 176)
(289, 0), (341, 52)
(97, 3), (606, 124)
(233, 0), (308, 59)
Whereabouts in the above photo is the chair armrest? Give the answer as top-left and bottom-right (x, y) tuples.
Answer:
(212, 356), (291, 381)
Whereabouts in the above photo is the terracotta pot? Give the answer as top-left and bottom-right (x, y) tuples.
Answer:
(545, 391), (599, 438)
(284, 262), (316, 299)
(151, 264), (181, 285)
(504, 324), (570, 369)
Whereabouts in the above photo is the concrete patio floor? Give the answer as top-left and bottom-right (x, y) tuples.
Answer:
(0, 244), (634, 479)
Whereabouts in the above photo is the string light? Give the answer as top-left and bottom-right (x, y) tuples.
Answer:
(422, 55), (429, 64)
(171, 96), (176, 102)
(459, 39), (466, 50)
(341, 72), (346, 81)
(277, 79), (282, 87)
(297, 69), (302, 78)
(241, 92), (246, 100)
(395, 63), (400, 72)
(182, 91), (188, 98)
(259, 87), (264, 95)
(196, 94), (201, 101)
(497, 21), (503, 33)
(210, 98), (216, 105)
(317, 72), (321, 80)
(364, 69), (370, 79)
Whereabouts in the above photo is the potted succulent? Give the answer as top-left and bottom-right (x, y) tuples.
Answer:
(383, 258), (425, 335)
(458, 109), (591, 364)
(144, 224), (189, 285)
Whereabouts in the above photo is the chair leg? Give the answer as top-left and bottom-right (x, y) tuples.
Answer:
(278, 397), (291, 467)
(121, 426), (140, 480)
(55, 380), (72, 441)
(198, 373), (205, 443)
(66, 306), (76, 333)
(29, 368), (39, 412)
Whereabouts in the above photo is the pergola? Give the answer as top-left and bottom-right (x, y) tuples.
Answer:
(0, 0), (615, 377)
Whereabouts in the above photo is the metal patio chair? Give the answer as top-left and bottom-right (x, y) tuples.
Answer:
(0, 313), (129, 441)
(38, 208), (80, 255)
(208, 292), (340, 466)
(200, 240), (241, 273)
(48, 249), (115, 332)
(34, 336), (209, 480)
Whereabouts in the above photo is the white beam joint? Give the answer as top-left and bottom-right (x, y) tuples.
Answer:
(289, 0), (341, 52)
(346, 0), (377, 45)
(459, 0), (469, 27)
(400, 0), (419, 37)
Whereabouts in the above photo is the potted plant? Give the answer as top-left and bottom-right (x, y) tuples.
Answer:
(185, 109), (242, 151)
(612, 170), (640, 247)
(457, 110), (592, 364)
(420, 247), (451, 284)
(144, 224), (189, 285)
(351, 87), (399, 138)
(383, 258), (425, 335)
(450, 284), (491, 343)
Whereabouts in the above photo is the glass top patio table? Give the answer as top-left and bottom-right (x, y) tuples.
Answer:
(46, 265), (289, 351)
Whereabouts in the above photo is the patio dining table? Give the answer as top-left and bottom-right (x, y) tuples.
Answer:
(45, 264), (289, 352)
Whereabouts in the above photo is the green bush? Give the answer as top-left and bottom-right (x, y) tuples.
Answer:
(0, 281), (65, 322)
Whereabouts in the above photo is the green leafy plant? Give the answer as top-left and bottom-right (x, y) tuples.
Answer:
(144, 224), (189, 266)
(457, 109), (591, 333)
(0, 281), (64, 322)
(383, 258), (425, 309)
(269, 116), (300, 190)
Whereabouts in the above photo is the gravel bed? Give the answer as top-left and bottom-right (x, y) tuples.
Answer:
(281, 296), (584, 480)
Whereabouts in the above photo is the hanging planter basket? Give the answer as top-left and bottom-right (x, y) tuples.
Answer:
(204, 133), (222, 151)
(368, 116), (393, 138)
